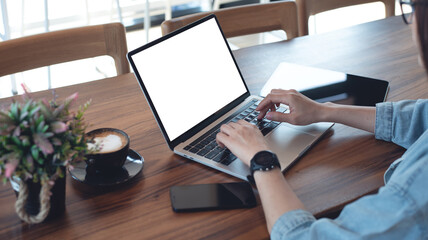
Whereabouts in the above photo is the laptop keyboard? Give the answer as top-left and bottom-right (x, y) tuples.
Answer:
(183, 99), (288, 166)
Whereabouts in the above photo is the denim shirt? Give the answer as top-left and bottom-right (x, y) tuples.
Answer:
(271, 100), (428, 240)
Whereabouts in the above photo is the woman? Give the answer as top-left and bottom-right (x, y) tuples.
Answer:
(216, 0), (428, 239)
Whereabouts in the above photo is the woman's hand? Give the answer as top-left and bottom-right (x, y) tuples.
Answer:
(257, 89), (376, 132)
(216, 120), (270, 166)
(257, 89), (326, 125)
(216, 119), (307, 234)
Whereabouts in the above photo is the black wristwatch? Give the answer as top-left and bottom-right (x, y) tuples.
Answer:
(248, 150), (281, 185)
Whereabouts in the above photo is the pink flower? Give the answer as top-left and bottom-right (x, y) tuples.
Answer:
(65, 92), (79, 107)
(5, 161), (18, 178)
(21, 83), (31, 94)
(51, 121), (68, 134)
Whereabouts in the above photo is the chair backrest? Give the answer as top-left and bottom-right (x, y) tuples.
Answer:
(161, 1), (299, 39)
(296, 0), (396, 35)
(0, 23), (130, 78)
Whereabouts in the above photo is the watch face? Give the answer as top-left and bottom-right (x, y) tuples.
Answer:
(254, 151), (275, 165)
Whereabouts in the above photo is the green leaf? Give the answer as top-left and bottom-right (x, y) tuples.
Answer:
(44, 132), (54, 138)
(19, 120), (29, 129)
(11, 136), (21, 146)
(39, 100), (53, 120)
(52, 104), (65, 118)
(29, 106), (40, 117)
(31, 145), (39, 161)
(42, 125), (49, 133)
(0, 92), (90, 184)
(19, 111), (28, 121)
(35, 157), (44, 165)
(22, 100), (32, 113)
(20, 136), (30, 147)
(36, 117), (45, 133)
(10, 102), (19, 121)
(33, 173), (38, 183)
(35, 115), (44, 129)
(57, 167), (64, 178)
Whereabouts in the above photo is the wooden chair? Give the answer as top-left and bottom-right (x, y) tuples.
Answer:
(212, 0), (268, 11)
(296, 0), (396, 35)
(0, 23), (130, 78)
(161, 1), (299, 40)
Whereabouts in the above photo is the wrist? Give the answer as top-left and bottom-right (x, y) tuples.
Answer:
(244, 147), (271, 167)
(253, 167), (282, 180)
(249, 150), (281, 185)
(318, 102), (337, 122)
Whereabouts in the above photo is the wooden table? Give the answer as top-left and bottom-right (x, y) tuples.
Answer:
(1, 16), (427, 239)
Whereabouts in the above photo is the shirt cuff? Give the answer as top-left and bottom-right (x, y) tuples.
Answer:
(271, 209), (316, 239)
(375, 102), (393, 142)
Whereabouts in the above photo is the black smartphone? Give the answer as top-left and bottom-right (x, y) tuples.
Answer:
(170, 182), (257, 212)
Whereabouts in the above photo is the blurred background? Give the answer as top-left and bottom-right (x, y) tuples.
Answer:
(0, 0), (403, 98)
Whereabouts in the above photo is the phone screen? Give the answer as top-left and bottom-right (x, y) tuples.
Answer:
(170, 182), (257, 212)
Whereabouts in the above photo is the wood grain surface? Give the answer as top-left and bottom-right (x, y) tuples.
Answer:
(1, 16), (427, 239)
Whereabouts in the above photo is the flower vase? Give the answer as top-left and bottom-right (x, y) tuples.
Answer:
(10, 170), (66, 223)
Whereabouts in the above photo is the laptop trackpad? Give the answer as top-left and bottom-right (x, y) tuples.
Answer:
(266, 124), (317, 167)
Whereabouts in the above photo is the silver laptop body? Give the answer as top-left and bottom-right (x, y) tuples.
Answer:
(127, 15), (333, 181)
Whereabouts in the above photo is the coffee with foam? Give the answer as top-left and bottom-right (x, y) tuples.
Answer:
(87, 131), (128, 153)
(85, 128), (130, 171)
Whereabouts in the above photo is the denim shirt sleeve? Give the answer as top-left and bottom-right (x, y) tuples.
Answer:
(271, 142), (428, 239)
(375, 99), (428, 149)
(271, 176), (428, 239)
(270, 99), (428, 239)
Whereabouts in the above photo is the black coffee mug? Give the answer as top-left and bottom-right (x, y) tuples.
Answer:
(85, 128), (130, 172)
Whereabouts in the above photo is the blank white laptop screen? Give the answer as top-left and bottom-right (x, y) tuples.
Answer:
(131, 18), (247, 141)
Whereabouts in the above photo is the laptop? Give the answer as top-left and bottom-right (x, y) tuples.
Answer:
(260, 62), (389, 106)
(127, 15), (333, 181)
